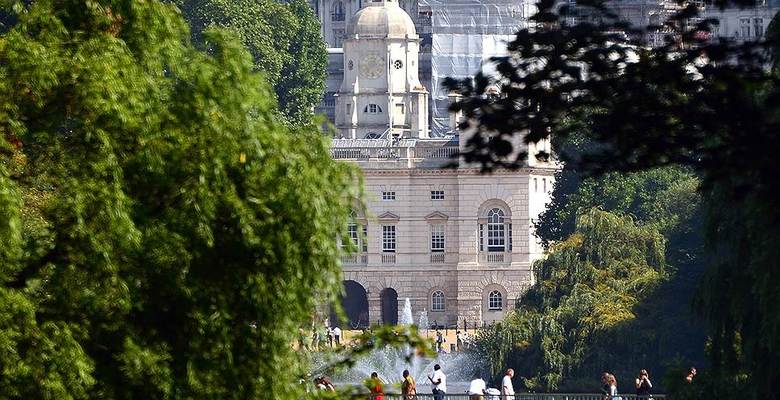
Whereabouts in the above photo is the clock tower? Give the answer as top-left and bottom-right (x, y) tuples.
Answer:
(335, 0), (429, 139)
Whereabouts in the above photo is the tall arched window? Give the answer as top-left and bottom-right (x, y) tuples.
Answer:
(486, 208), (506, 252)
(488, 290), (503, 311)
(331, 1), (345, 21)
(431, 291), (445, 311)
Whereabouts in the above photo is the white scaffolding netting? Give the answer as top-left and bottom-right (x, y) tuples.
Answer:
(420, 0), (534, 136)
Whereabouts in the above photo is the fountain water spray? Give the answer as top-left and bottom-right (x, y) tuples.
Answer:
(399, 298), (414, 326)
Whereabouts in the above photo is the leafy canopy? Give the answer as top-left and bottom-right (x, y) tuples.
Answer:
(450, 0), (780, 397)
(176, 0), (328, 126)
(0, 0), (355, 398)
(476, 209), (666, 391)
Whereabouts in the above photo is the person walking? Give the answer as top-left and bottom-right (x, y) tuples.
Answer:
(635, 369), (652, 398)
(368, 372), (384, 400)
(456, 330), (463, 352)
(501, 369), (515, 400)
(333, 326), (342, 346)
(435, 330), (445, 353)
(326, 327), (334, 348)
(401, 369), (417, 400)
(467, 374), (487, 400)
(427, 364), (447, 400)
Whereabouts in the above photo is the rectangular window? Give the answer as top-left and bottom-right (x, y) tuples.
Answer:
(396, 103), (405, 114)
(382, 225), (396, 253)
(362, 225), (368, 253)
(534, 178), (538, 192)
(487, 223), (505, 252)
(478, 224), (484, 252)
(382, 191), (396, 201)
(754, 18), (764, 37)
(333, 29), (344, 47)
(508, 223), (513, 251)
(430, 190), (445, 200)
(348, 223), (359, 247)
(543, 178), (547, 193)
(740, 18), (751, 37)
(430, 225), (445, 252)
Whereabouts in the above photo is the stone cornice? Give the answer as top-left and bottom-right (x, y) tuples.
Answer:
(357, 166), (558, 177)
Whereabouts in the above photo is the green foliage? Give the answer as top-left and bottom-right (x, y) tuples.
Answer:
(0, 0), (354, 398)
(176, 0), (328, 126)
(476, 209), (666, 391)
(450, 0), (780, 396)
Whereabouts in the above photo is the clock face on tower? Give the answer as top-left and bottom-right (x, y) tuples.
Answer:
(359, 53), (384, 79)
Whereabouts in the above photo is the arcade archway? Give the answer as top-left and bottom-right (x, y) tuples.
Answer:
(380, 288), (398, 325)
(331, 280), (369, 329)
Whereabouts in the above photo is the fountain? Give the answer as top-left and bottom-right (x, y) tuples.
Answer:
(312, 299), (486, 393)
(419, 308), (429, 331)
(399, 298), (414, 326)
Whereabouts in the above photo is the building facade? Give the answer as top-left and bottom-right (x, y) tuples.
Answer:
(329, 0), (558, 328)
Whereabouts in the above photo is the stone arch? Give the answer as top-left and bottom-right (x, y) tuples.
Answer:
(477, 198), (513, 219)
(480, 281), (509, 325)
(331, 280), (369, 329)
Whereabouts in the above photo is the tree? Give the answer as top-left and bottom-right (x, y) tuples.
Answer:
(176, 0), (328, 126)
(476, 209), (666, 391)
(0, 0), (354, 398)
(448, 0), (780, 397)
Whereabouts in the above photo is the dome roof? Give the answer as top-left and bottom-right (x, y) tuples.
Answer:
(346, 0), (417, 39)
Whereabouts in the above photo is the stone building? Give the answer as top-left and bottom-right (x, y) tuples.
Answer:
(329, 0), (558, 328)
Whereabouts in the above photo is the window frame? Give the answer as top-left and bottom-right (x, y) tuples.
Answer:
(365, 104), (383, 114)
(382, 225), (396, 253)
(486, 208), (506, 252)
(430, 190), (445, 200)
(382, 191), (396, 201)
(488, 290), (503, 311)
(430, 224), (445, 253)
(431, 291), (445, 311)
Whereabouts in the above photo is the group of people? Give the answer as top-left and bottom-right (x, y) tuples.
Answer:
(367, 365), (516, 400)
(466, 368), (515, 400)
(433, 329), (473, 353)
(367, 364), (446, 400)
(600, 369), (654, 399)
(298, 325), (342, 351)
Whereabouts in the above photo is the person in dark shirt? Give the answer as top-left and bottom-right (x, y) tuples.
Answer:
(600, 372), (611, 400)
(635, 369), (652, 397)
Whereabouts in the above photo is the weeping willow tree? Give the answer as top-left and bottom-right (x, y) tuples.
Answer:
(476, 209), (666, 391)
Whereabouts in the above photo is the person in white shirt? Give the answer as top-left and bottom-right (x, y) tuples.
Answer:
(502, 369), (515, 400)
(467, 375), (487, 400)
(427, 364), (447, 400)
(332, 326), (341, 346)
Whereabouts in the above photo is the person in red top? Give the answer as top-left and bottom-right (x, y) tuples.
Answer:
(368, 372), (384, 400)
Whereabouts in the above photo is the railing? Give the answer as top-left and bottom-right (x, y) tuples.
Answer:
(330, 144), (459, 162)
(381, 253), (396, 264)
(479, 252), (511, 264)
(341, 253), (368, 265)
(374, 395), (665, 400)
(331, 147), (406, 160)
(415, 146), (459, 159)
(430, 252), (445, 264)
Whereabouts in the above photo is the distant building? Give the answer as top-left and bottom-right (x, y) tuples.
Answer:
(326, 0), (558, 328)
(704, 0), (779, 43)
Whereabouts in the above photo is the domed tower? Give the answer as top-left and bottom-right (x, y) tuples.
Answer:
(335, 0), (429, 139)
